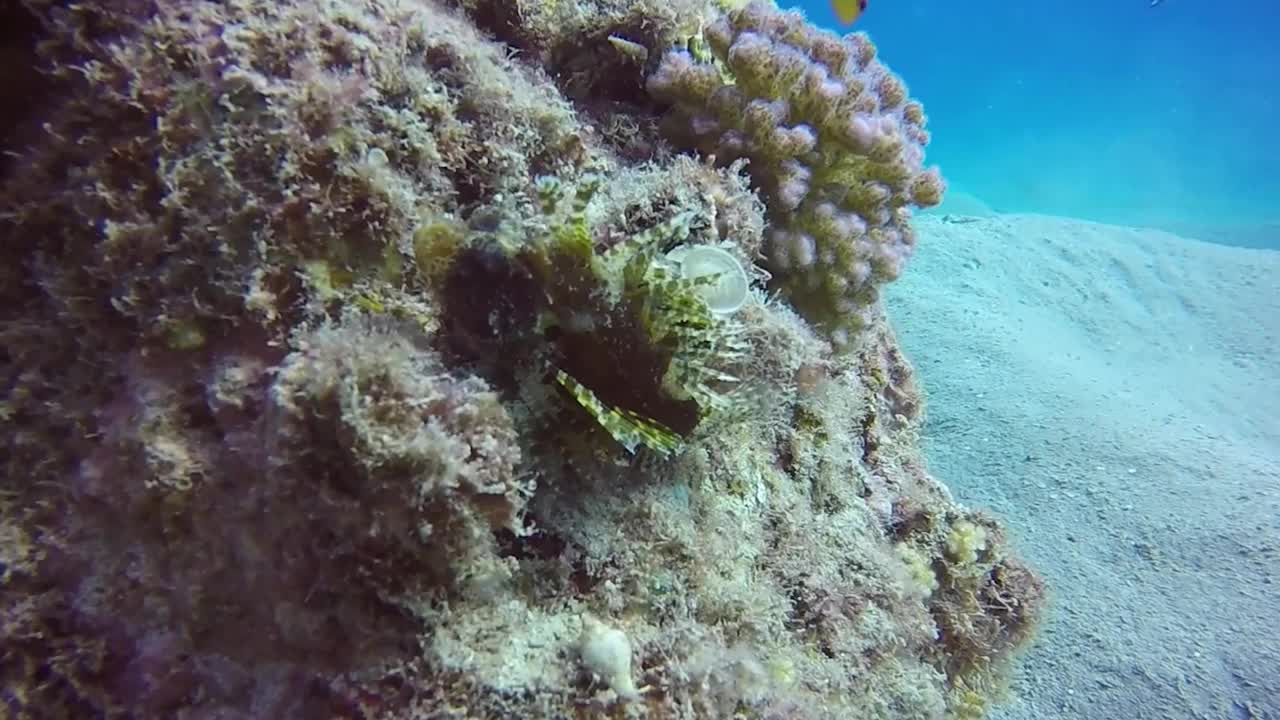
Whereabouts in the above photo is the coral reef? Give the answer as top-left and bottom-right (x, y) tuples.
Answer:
(648, 0), (945, 344)
(0, 0), (1041, 719)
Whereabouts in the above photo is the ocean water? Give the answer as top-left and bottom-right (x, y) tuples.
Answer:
(797, 0), (1280, 247)
(797, 1), (1280, 717)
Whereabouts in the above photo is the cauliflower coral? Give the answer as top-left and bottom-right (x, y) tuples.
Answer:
(648, 0), (945, 345)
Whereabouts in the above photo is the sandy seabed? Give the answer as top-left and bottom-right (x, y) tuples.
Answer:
(887, 213), (1280, 720)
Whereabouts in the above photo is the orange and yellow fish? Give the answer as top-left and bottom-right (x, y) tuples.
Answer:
(831, 0), (868, 25)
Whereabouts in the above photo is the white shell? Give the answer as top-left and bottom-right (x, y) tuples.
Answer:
(667, 245), (750, 315)
(578, 616), (638, 699)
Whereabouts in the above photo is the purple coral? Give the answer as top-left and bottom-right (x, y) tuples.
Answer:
(648, 1), (946, 346)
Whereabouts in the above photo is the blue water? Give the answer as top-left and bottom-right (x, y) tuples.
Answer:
(795, 0), (1280, 240)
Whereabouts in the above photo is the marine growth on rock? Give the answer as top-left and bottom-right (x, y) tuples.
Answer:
(0, 1), (1041, 719)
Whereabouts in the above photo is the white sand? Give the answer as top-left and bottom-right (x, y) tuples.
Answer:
(886, 214), (1280, 719)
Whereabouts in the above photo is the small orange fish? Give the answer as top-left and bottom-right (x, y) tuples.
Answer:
(831, 0), (868, 25)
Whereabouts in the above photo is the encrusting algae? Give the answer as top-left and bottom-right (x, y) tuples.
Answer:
(0, 1), (1043, 718)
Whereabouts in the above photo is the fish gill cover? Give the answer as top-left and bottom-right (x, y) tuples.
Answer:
(0, 1), (1042, 718)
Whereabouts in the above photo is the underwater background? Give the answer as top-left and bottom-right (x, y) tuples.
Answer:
(801, 0), (1280, 248)
(819, 0), (1280, 717)
(1, 0), (1275, 718)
